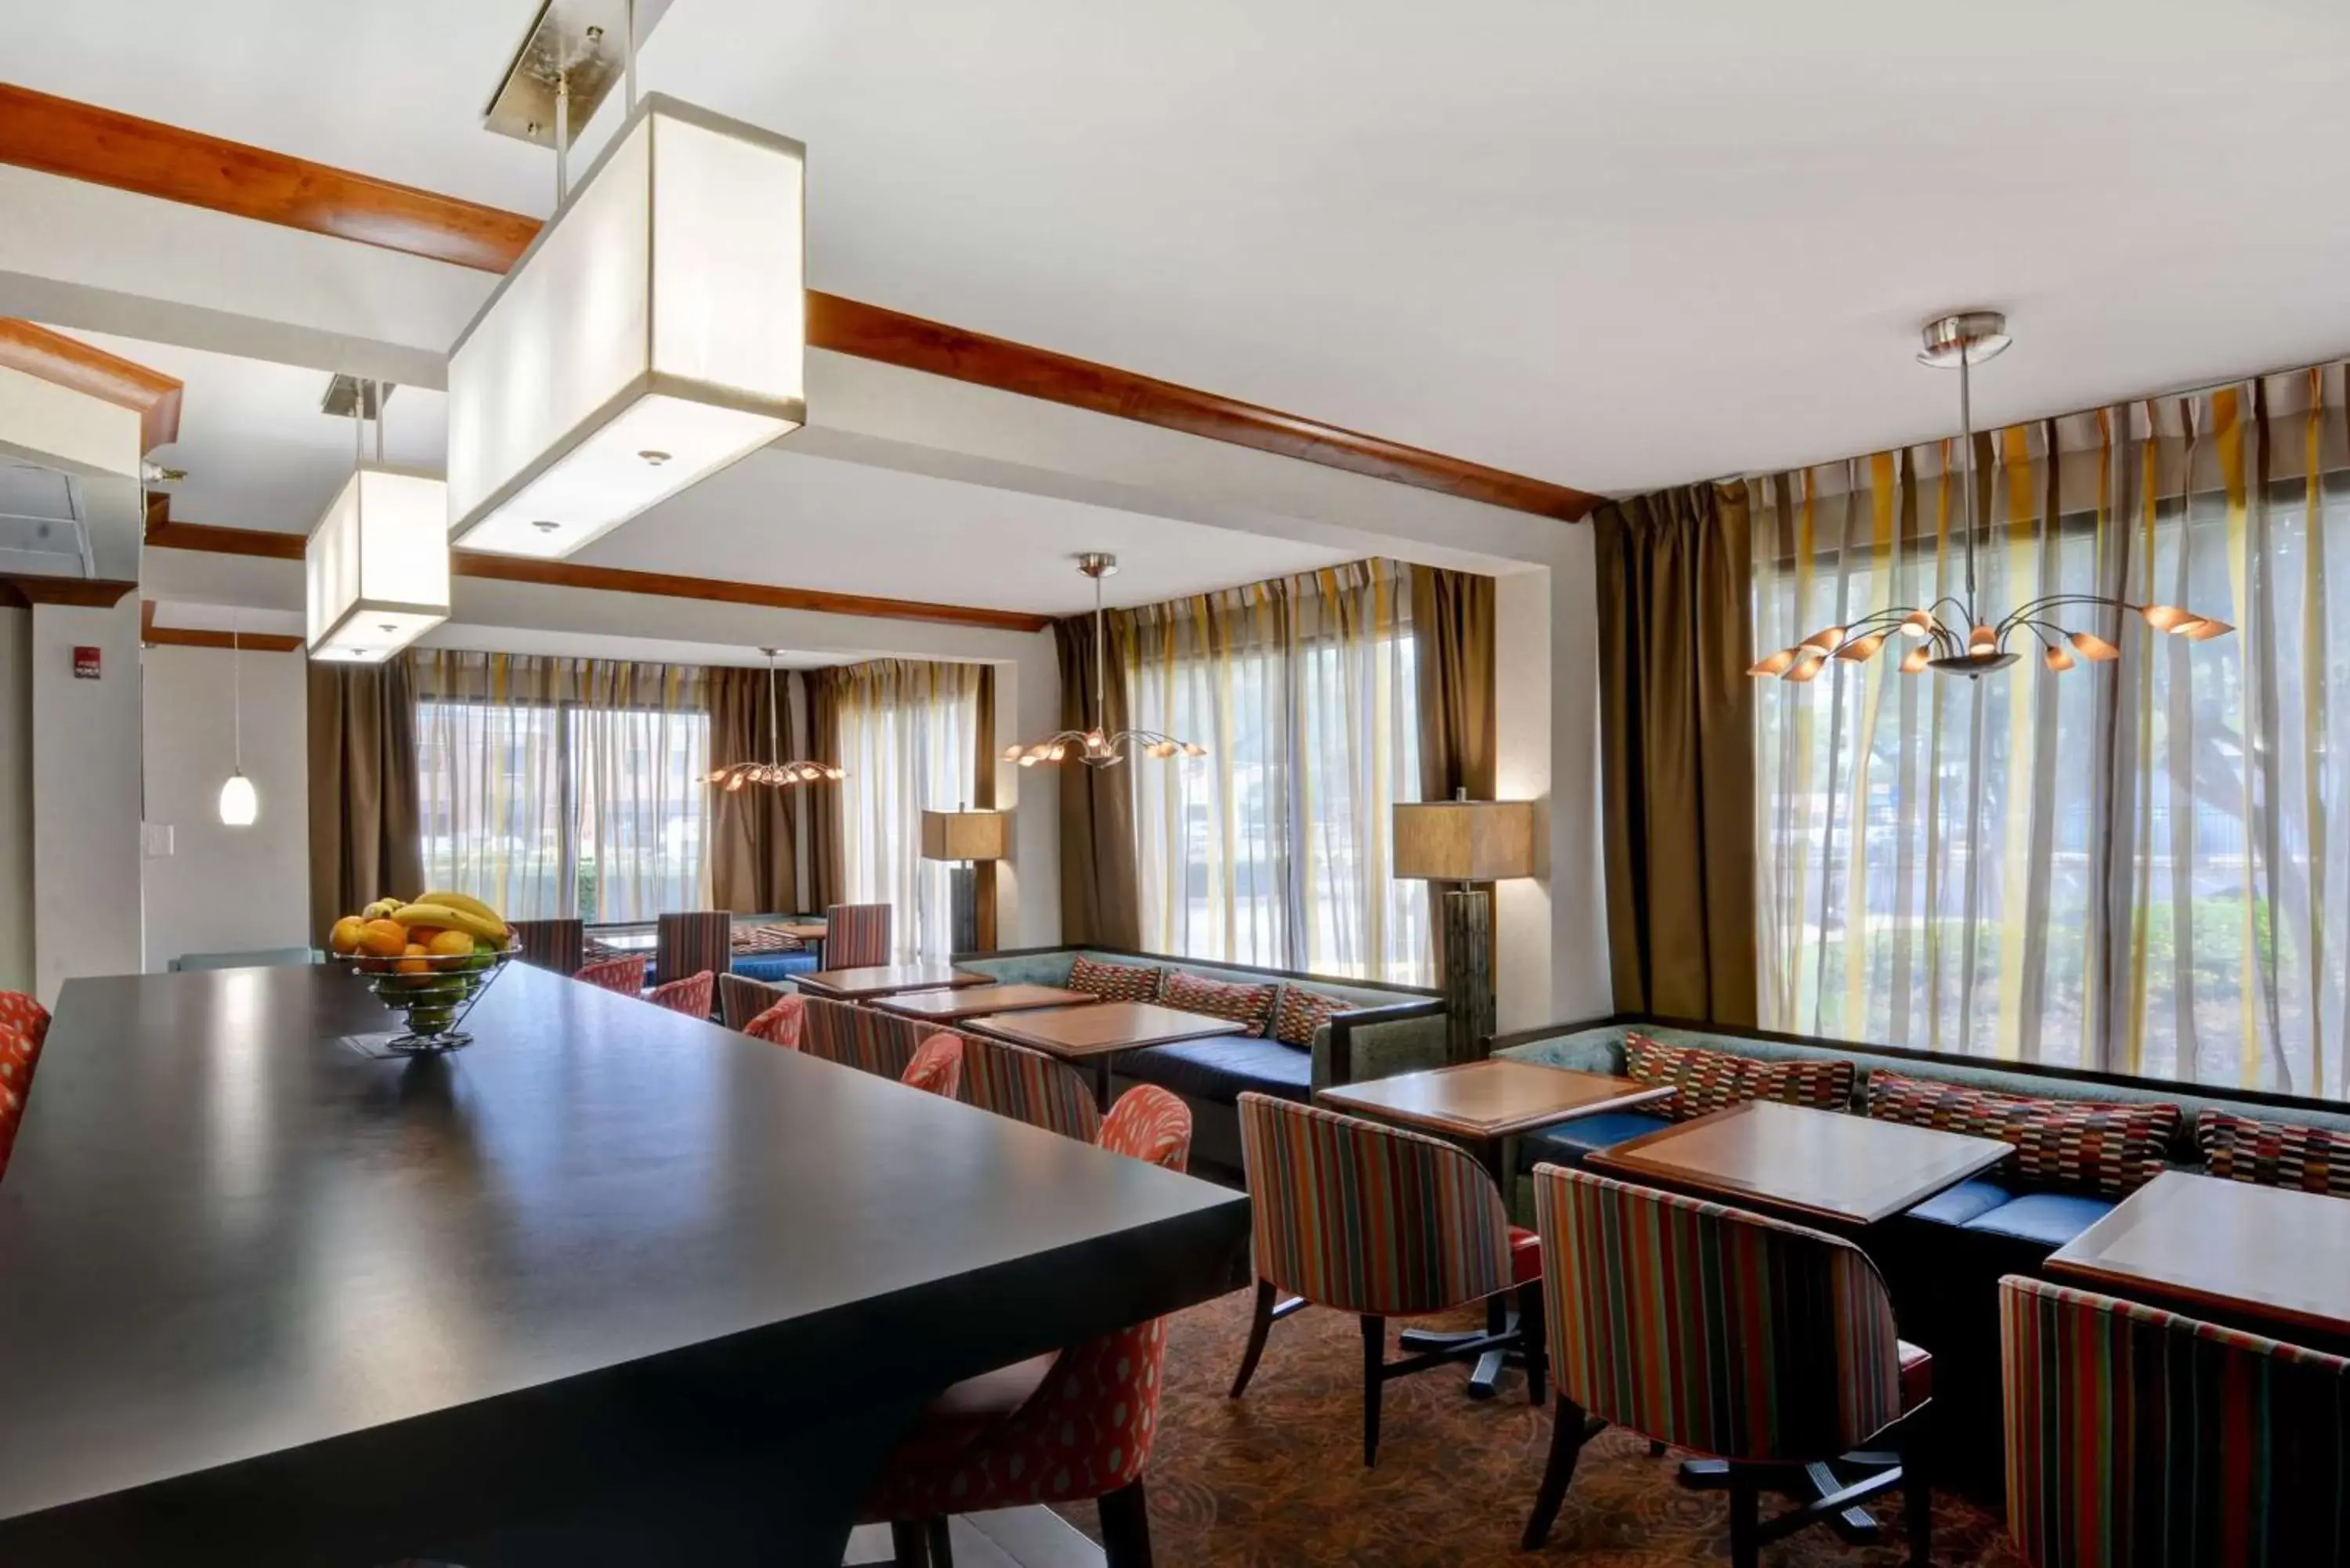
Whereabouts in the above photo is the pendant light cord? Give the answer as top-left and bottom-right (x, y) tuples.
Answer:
(765, 653), (781, 765)
(1959, 346), (1978, 620)
(230, 614), (243, 771)
(1092, 569), (1106, 730)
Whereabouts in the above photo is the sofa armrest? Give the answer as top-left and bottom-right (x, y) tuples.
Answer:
(1317, 999), (1449, 1090)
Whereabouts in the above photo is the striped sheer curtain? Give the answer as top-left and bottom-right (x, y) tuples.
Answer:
(828, 659), (984, 962)
(412, 652), (711, 922)
(1127, 559), (1430, 985)
(1754, 366), (2350, 1097)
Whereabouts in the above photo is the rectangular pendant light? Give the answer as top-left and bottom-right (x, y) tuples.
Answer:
(306, 465), (452, 662)
(445, 92), (805, 558)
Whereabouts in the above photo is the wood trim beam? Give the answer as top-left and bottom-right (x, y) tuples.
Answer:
(0, 574), (138, 609)
(0, 316), (183, 451)
(141, 512), (1054, 634)
(139, 598), (304, 652)
(2, 83), (1601, 522)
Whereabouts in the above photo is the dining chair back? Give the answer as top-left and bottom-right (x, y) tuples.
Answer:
(801, 995), (922, 1079)
(960, 1031), (1102, 1143)
(510, 918), (585, 976)
(1521, 1162), (1932, 1563)
(821, 902), (892, 969)
(0, 1024), (36, 1184)
(740, 992), (807, 1049)
(656, 911), (732, 988)
(858, 1087), (1192, 1568)
(0, 992), (51, 1060)
(718, 972), (786, 1030)
(647, 970), (715, 1020)
(2000, 1274), (2350, 1567)
(574, 954), (648, 995)
(899, 1032), (965, 1099)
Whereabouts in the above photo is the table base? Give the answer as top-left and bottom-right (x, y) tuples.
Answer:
(1397, 1297), (1526, 1400)
(1676, 1453), (1902, 1545)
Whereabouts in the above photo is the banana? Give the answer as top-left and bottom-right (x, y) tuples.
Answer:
(419, 891), (504, 927)
(361, 898), (403, 921)
(391, 902), (508, 944)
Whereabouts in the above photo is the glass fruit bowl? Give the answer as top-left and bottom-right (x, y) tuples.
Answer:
(342, 942), (519, 1053)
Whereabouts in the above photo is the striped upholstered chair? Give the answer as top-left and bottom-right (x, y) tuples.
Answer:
(859, 1086), (1191, 1567)
(718, 972), (786, 1031)
(898, 1032), (965, 1100)
(821, 902), (893, 969)
(1232, 1092), (1545, 1465)
(655, 911), (732, 988)
(742, 992), (806, 1050)
(801, 995), (924, 1079)
(2000, 1274), (2350, 1566)
(961, 1031), (1103, 1143)
(574, 953), (648, 995)
(1523, 1163), (1933, 1566)
(647, 970), (715, 1019)
(509, 918), (585, 977)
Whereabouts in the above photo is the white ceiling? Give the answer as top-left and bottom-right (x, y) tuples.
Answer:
(11, 0), (2350, 496)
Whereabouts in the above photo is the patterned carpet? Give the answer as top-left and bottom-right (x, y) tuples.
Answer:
(1054, 1286), (2026, 1567)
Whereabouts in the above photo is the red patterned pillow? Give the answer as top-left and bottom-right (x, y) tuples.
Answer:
(1159, 970), (1279, 1038)
(1866, 1071), (2177, 1198)
(1272, 986), (1351, 1048)
(1622, 1032), (1854, 1122)
(2196, 1109), (2350, 1196)
(732, 924), (804, 954)
(1067, 955), (1164, 1004)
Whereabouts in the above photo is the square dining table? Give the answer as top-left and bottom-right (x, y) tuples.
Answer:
(2046, 1169), (2350, 1352)
(1318, 1057), (1673, 1398)
(876, 984), (1102, 1024)
(0, 963), (1247, 1566)
(794, 963), (992, 1000)
(968, 1000), (1243, 1109)
(1587, 1099), (2016, 1229)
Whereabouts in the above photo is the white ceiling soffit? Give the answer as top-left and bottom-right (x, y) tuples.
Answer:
(8, 1), (2350, 497)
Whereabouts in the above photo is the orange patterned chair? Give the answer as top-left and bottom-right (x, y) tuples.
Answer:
(858, 1086), (1192, 1567)
(574, 954), (647, 995)
(0, 1024), (37, 1183)
(646, 969), (714, 1019)
(743, 992), (806, 1049)
(898, 1032), (965, 1100)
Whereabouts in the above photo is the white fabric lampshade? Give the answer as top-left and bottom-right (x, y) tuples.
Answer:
(305, 464), (451, 663)
(445, 94), (806, 559)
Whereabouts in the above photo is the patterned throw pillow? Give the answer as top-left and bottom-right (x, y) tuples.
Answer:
(581, 937), (628, 966)
(1622, 1032), (1855, 1122)
(1159, 970), (1280, 1038)
(1272, 986), (1352, 1048)
(732, 925), (804, 954)
(1067, 955), (1164, 1004)
(2196, 1108), (2350, 1196)
(1866, 1071), (2178, 1198)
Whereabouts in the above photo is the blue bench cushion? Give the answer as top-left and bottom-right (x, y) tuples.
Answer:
(1960, 1191), (2117, 1248)
(1120, 1036), (1312, 1105)
(1904, 1177), (2017, 1228)
(734, 951), (821, 983)
(1523, 1110), (1677, 1167)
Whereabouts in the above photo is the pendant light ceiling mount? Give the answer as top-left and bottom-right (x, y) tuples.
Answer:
(1005, 553), (1206, 770)
(700, 648), (844, 792)
(1751, 311), (2232, 685)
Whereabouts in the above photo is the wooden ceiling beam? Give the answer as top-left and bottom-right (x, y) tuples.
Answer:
(1, 82), (1601, 522)
(0, 316), (182, 451)
(139, 598), (304, 652)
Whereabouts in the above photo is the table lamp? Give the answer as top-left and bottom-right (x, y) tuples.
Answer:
(1392, 791), (1535, 1063)
(920, 807), (1009, 954)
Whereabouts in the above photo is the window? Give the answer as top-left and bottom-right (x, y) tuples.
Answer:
(1128, 561), (1430, 985)
(414, 652), (710, 922)
(829, 659), (984, 962)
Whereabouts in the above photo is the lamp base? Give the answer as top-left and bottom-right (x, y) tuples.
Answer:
(1440, 887), (1495, 1064)
(949, 865), (981, 956)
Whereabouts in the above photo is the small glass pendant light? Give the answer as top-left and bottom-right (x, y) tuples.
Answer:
(218, 616), (258, 826)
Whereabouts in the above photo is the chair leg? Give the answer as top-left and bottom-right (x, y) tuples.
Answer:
(1726, 1473), (1762, 1568)
(1520, 1397), (1593, 1550)
(1360, 1315), (1386, 1467)
(1229, 1279), (1278, 1399)
(927, 1515), (955, 1568)
(888, 1519), (933, 1567)
(1516, 1279), (1546, 1407)
(1097, 1478), (1153, 1568)
(1650, 1439), (1668, 1458)
(1900, 1408), (1935, 1567)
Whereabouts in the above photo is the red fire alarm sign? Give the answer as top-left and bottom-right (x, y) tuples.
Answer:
(72, 646), (100, 680)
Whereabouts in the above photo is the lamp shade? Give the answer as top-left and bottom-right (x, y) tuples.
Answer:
(1391, 799), (1535, 882)
(217, 771), (258, 827)
(305, 464), (451, 662)
(920, 809), (1008, 863)
(446, 94), (805, 559)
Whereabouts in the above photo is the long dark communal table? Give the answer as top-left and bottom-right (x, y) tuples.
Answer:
(0, 963), (1249, 1566)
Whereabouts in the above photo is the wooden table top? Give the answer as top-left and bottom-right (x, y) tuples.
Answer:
(877, 984), (1103, 1022)
(2047, 1169), (2350, 1345)
(794, 963), (992, 999)
(971, 1001), (1246, 1061)
(0, 964), (1246, 1563)
(1588, 1100), (2016, 1227)
(1318, 1059), (1672, 1141)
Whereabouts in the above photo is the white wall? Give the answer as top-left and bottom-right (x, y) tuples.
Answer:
(0, 609), (31, 995)
(139, 643), (310, 971)
(30, 598), (143, 1003)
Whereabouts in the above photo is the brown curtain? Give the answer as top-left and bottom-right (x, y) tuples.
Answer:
(1412, 565), (1498, 977)
(804, 668), (848, 910)
(1593, 481), (1759, 1024)
(308, 656), (424, 941)
(972, 664), (999, 948)
(706, 665), (800, 915)
(1054, 615), (1141, 948)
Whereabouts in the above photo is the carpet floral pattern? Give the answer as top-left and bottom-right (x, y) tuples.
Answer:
(1054, 1287), (2024, 1567)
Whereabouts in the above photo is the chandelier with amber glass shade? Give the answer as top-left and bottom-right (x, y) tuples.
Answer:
(1750, 312), (2232, 684)
(702, 649), (844, 791)
(1005, 553), (1205, 769)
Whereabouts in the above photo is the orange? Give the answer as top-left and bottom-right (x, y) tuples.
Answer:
(426, 929), (475, 959)
(329, 916), (367, 956)
(359, 919), (409, 958)
(407, 926), (446, 944)
(396, 943), (432, 975)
